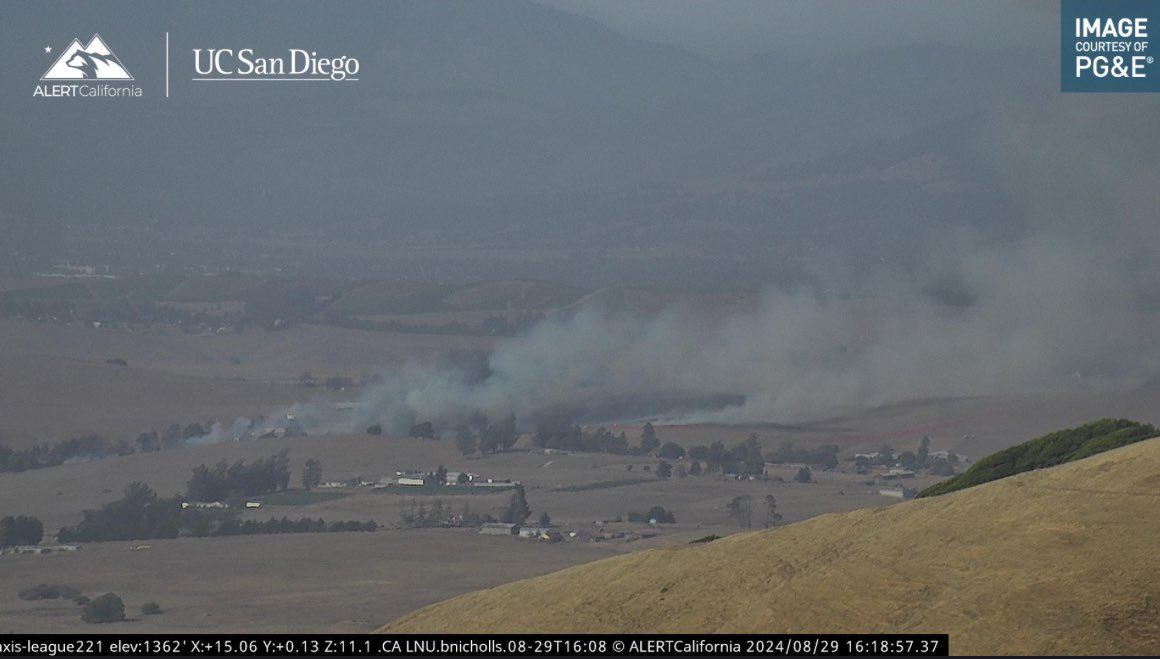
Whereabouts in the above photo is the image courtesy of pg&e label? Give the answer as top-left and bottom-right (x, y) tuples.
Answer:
(1062, 0), (1158, 92)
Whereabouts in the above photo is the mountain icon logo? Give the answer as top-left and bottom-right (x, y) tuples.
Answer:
(41, 34), (133, 80)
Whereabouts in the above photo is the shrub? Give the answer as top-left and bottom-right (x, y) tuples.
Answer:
(141, 601), (162, 615)
(0, 515), (44, 547)
(919, 419), (1157, 497)
(81, 593), (125, 624)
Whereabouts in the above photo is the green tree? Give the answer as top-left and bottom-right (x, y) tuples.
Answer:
(794, 467), (813, 483)
(916, 435), (930, 469)
(82, 593), (125, 624)
(301, 458), (323, 490)
(645, 506), (676, 524)
(689, 460), (702, 476)
(727, 495), (752, 529)
(409, 421), (436, 440)
(503, 485), (532, 525)
(455, 424), (477, 456)
(639, 422), (659, 454)
(0, 515), (44, 547)
(656, 461), (673, 479)
(763, 494), (782, 528)
(740, 434), (766, 477)
(876, 444), (895, 466)
(538, 511), (552, 527)
(141, 601), (162, 615)
(366, 424), (383, 436)
(658, 441), (686, 460)
(434, 464), (448, 485)
(899, 451), (918, 470)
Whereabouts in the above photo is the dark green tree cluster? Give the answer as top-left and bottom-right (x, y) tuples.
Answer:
(532, 418), (629, 454)
(626, 506), (676, 524)
(656, 461), (673, 479)
(0, 515), (44, 547)
(81, 593), (125, 624)
(919, 419), (1157, 497)
(639, 423), (660, 454)
(57, 481), (375, 542)
(210, 516), (377, 536)
(0, 419), (231, 475)
(502, 485), (532, 525)
(727, 495), (753, 528)
(58, 482), (182, 542)
(766, 441), (840, 469)
(0, 435), (121, 473)
(687, 435), (767, 477)
(408, 421), (436, 439)
(399, 499), (491, 528)
(186, 450), (291, 501)
(301, 458), (323, 490)
(455, 413), (519, 455)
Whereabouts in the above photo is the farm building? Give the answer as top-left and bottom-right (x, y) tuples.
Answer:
(479, 523), (518, 536)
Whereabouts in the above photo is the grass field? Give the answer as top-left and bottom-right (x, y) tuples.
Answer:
(3, 305), (1160, 636)
(255, 491), (351, 506)
(383, 438), (1160, 655)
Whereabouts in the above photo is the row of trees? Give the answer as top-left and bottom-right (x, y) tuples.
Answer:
(726, 494), (782, 529)
(397, 485), (543, 529)
(57, 481), (376, 543)
(532, 419), (631, 454)
(455, 413), (519, 455)
(626, 506), (676, 524)
(0, 421), (219, 474)
(186, 451), (291, 501)
(398, 499), (491, 528)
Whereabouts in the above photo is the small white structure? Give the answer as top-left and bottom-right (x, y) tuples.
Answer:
(245, 501), (262, 509)
(397, 477), (425, 487)
(878, 488), (906, 499)
(183, 501), (229, 509)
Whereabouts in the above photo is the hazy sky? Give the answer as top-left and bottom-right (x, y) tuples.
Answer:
(540, 0), (1058, 57)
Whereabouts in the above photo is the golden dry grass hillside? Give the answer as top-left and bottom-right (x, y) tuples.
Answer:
(381, 438), (1160, 655)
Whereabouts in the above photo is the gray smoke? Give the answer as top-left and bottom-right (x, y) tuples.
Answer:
(194, 102), (1160, 441)
(329, 237), (1149, 431)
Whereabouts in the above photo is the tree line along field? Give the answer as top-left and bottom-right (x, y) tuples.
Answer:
(0, 427), (915, 633)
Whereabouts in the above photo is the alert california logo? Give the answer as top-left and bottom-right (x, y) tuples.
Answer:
(34, 33), (143, 98)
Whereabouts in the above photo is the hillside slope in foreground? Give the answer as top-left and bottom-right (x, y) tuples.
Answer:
(381, 438), (1160, 655)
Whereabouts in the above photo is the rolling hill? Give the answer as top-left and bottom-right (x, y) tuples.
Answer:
(380, 437), (1160, 655)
